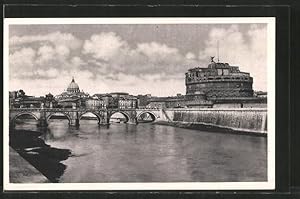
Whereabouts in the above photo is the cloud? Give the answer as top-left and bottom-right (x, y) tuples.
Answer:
(9, 70), (95, 96)
(56, 45), (70, 57)
(78, 73), (185, 97)
(185, 52), (196, 59)
(36, 45), (55, 64)
(71, 56), (86, 66)
(9, 31), (86, 80)
(136, 42), (178, 61)
(9, 71), (186, 97)
(247, 25), (267, 91)
(83, 32), (128, 61)
(33, 68), (59, 79)
(9, 47), (36, 79)
(198, 24), (267, 91)
(82, 32), (198, 78)
(36, 44), (71, 64)
(198, 25), (247, 61)
(9, 30), (198, 89)
(10, 46), (85, 80)
(8, 25), (268, 96)
(10, 31), (82, 50)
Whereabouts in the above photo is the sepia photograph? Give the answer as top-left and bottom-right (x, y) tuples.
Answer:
(3, 17), (275, 190)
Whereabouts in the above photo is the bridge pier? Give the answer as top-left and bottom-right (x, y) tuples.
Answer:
(98, 117), (110, 127)
(96, 112), (110, 127)
(37, 111), (48, 127)
(98, 122), (110, 128)
(37, 119), (48, 127)
(69, 119), (80, 127)
(127, 117), (138, 125)
(68, 112), (80, 127)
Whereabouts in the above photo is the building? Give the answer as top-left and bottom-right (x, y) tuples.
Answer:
(147, 98), (166, 109)
(147, 95), (186, 109)
(9, 90), (45, 108)
(185, 57), (254, 100)
(85, 96), (106, 109)
(147, 58), (266, 109)
(109, 92), (129, 108)
(92, 93), (114, 108)
(9, 90), (27, 108)
(9, 91), (18, 108)
(147, 95), (213, 109)
(255, 91), (268, 98)
(118, 95), (138, 109)
(104, 92), (137, 109)
(17, 96), (44, 108)
(92, 92), (138, 109)
(183, 57), (269, 108)
(55, 77), (90, 108)
(110, 92), (129, 98)
(136, 94), (151, 108)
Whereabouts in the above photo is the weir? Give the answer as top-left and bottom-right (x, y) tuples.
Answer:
(158, 108), (267, 134)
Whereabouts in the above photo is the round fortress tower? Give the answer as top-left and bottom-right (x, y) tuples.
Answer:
(185, 57), (254, 99)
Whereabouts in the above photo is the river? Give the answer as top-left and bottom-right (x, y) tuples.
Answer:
(12, 119), (267, 182)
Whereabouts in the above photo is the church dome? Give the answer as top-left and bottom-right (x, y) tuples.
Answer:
(67, 77), (80, 93)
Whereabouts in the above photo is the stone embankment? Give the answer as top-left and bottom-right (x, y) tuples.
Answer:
(156, 108), (267, 135)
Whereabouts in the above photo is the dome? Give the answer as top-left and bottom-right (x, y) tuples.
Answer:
(67, 77), (80, 93)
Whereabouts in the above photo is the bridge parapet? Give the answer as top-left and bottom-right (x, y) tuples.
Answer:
(10, 108), (108, 112)
(10, 107), (161, 111)
(9, 107), (164, 128)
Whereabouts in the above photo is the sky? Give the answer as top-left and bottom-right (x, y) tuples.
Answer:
(8, 23), (268, 97)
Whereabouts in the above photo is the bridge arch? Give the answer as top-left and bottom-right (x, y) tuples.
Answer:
(136, 111), (157, 122)
(12, 112), (39, 122)
(46, 112), (71, 123)
(79, 111), (101, 123)
(109, 111), (130, 123)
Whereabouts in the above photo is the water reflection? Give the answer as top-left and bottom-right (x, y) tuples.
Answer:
(13, 119), (267, 182)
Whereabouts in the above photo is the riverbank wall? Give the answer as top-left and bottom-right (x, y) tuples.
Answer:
(156, 108), (267, 135)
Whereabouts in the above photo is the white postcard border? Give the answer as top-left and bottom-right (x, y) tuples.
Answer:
(3, 17), (276, 191)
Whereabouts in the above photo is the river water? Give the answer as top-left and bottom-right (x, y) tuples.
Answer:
(13, 119), (267, 182)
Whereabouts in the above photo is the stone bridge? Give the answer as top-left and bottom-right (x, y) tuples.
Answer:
(9, 108), (162, 127)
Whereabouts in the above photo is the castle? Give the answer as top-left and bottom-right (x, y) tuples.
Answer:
(148, 57), (266, 109)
